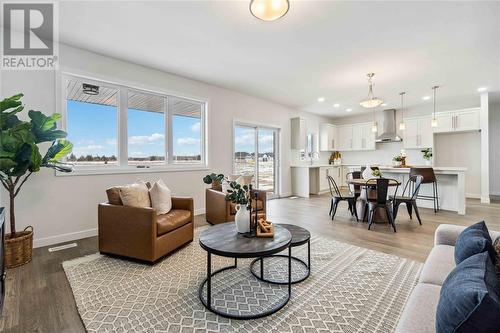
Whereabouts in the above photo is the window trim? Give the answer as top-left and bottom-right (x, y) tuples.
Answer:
(58, 72), (208, 176)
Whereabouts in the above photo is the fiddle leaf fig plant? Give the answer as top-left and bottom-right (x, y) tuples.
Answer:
(0, 94), (73, 236)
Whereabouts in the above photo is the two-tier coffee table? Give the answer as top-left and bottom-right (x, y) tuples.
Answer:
(198, 223), (292, 319)
(250, 223), (311, 284)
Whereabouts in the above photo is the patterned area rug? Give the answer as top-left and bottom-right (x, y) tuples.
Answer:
(63, 229), (422, 333)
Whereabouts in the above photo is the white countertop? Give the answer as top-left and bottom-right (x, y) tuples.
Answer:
(291, 164), (466, 172)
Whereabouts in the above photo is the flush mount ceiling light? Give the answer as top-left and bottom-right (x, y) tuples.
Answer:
(477, 87), (488, 92)
(431, 85), (440, 128)
(82, 83), (99, 95)
(360, 73), (384, 109)
(250, 0), (290, 22)
(346, 108), (352, 112)
(333, 103), (340, 108)
(422, 95), (431, 101)
(317, 97), (325, 102)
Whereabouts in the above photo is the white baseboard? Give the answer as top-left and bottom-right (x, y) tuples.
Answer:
(34, 228), (98, 248)
(489, 191), (500, 196)
(466, 193), (481, 199)
(35, 210), (206, 249)
(481, 196), (491, 204)
(280, 192), (293, 198)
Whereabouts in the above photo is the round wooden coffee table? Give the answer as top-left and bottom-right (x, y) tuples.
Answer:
(198, 223), (292, 319)
(250, 224), (311, 284)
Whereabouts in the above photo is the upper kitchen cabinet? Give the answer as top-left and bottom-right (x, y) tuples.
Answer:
(433, 108), (480, 133)
(319, 123), (337, 151)
(403, 116), (433, 149)
(337, 125), (353, 151)
(336, 122), (375, 151)
(291, 117), (307, 150)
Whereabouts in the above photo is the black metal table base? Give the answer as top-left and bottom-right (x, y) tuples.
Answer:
(249, 239), (311, 285)
(198, 247), (292, 320)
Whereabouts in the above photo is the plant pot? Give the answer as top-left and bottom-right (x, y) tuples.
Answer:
(211, 180), (222, 191)
(425, 160), (432, 166)
(234, 204), (250, 233)
(5, 226), (33, 268)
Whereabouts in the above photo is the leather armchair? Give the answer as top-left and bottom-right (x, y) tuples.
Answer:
(98, 191), (194, 263)
(205, 187), (267, 225)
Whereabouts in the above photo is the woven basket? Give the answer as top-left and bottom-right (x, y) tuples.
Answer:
(5, 226), (33, 268)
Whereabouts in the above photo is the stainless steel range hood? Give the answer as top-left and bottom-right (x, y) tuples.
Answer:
(375, 109), (402, 143)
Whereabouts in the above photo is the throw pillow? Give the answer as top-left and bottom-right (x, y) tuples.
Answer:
(494, 237), (500, 279)
(119, 181), (151, 208)
(436, 251), (500, 333)
(149, 179), (172, 215)
(454, 221), (495, 265)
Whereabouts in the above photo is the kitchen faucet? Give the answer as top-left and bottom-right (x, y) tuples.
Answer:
(309, 151), (320, 165)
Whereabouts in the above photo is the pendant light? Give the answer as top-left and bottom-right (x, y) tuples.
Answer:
(399, 92), (406, 130)
(371, 107), (378, 132)
(250, 0), (290, 21)
(431, 86), (439, 128)
(360, 73), (384, 108)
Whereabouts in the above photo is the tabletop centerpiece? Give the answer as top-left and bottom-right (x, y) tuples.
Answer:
(422, 148), (433, 166)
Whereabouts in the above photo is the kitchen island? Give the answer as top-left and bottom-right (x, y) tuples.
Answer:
(346, 166), (467, 215)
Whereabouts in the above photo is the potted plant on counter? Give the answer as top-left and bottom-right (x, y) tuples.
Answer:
(392, 154), (404, 167)
(0, 94), (73, 268)
(422, 148), (433, 166)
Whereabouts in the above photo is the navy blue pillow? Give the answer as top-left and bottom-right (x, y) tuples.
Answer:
(436, 251), (500, 333)
(454, 221), (495, 264)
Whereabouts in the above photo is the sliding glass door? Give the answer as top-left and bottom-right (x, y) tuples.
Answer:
(234, 124), (279, 197)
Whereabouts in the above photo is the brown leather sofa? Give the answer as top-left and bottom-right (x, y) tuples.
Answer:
(205, 186), (267, 225)
(98, 187), (194, 263)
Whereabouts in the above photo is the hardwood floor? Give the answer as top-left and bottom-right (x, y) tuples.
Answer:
(1, 195), (499, 332)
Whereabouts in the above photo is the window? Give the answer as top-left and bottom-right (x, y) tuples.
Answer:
(127, 91), (166, 165)
(66, 78), (118, 165)
(62, 74), (207, 173)
(171, 97), (202, 163)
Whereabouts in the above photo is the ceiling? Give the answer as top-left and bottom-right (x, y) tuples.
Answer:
(58, 1), (500, 117)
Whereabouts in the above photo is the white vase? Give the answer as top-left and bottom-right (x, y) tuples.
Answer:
(425, 160), (432, 166)
(362, 165), (373, 179)
(234, 204), (250, 233)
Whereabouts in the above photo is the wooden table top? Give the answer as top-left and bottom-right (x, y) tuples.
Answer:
(199, 223), (292, 258)
(346, 178), (401, 186)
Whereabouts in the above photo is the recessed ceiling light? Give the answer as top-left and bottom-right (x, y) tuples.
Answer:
(346, 108), (352, 112)
(317, 97), (325, 102)
(333, 103), (340, 108)
(477, 87), (488, 92)
(422, 96), (431, 101)
(381, 103), (387, 107)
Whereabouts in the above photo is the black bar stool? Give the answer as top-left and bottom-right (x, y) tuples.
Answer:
(409, 167), (439, 213)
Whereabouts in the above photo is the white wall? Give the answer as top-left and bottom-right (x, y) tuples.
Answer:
(434, 132), (481, 198)
(0, 44), (332, 247)
(489, 99), (500, 196)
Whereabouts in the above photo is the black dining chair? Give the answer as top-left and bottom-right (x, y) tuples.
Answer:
(363, 178), (399, 232)
(391, 175), (424, 225)
(346, 171), (362, 199)
(327, 175), (359, 222)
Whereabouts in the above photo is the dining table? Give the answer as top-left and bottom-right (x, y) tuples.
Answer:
(346, 178), (401, 223)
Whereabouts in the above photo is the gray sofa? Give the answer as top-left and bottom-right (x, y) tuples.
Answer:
(395, 224), (500, 333)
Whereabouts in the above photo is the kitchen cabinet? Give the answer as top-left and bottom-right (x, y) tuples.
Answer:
(337, 125), (353, 151)
(433, 108), (480, 133)
(403, 116), (432, 149)
(291, 117), (307, 150)
(337, 123), (375, 151)
(319, 123), (337, 151)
